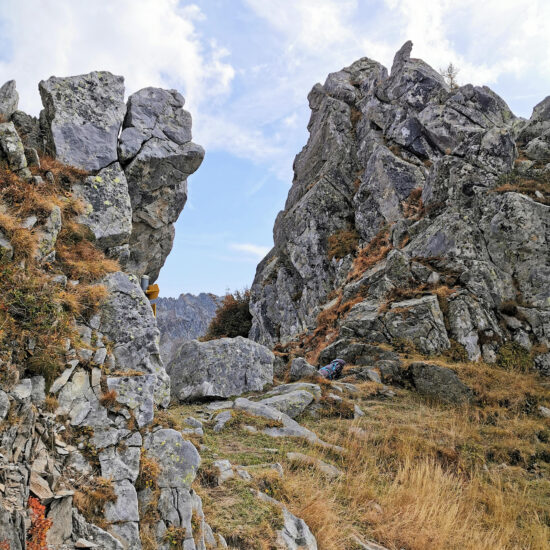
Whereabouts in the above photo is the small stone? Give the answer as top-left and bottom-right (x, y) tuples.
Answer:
(213, 410), (232, 433)
(539, 406), (550, 419)
(213, 459), (234, 485)
(30, 471), (53, 500)
(12, 379), (32, 401)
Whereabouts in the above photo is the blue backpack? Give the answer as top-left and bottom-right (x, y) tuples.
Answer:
(318, 359), (346, 380)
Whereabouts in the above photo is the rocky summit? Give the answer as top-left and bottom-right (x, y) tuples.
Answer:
(248, 41), (549, 374)
(1, 39), (550, 550)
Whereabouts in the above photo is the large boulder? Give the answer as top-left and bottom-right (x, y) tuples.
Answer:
(409, 362), (472, 404)
(39, 71), (126, 171)
(0, 80), (18, 119)
(99, 271), (170, 407)
(258, 390), (314, 418)
(120, 87), (205, 281)
(168, 336), (273, 402)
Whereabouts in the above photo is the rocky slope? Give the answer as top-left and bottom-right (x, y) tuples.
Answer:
(0, 73), (220, 549)
(249, 41), (549, 377)
(156, 293), (221, 363)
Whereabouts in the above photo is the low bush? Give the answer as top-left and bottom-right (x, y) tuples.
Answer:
(203, 289), (252, 340)
(327, 228), (359, 260)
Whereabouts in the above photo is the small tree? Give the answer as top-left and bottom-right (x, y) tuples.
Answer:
(203, 289), (252, 340)
(440, 62), (459, 90)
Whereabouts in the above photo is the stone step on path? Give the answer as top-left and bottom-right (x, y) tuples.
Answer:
(286, 452), (341, 480)
(233, 398), (343, 453)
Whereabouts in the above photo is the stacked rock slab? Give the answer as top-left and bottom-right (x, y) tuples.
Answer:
(249, 41), (549, 367)
(0, 77), (217, 549)
(39, 72), (205, 280)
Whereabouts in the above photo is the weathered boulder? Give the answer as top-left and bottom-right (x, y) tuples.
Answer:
(99, 271), (170, 407)
(120, 87), (205, 281)
(72, 162), (132, 254)
(258, 390), (314, 418)
(39, 71), (126, 171)
(289, 357), (317, 381)
(409, 362), (472, 404)
(0, 121), (31, 179)
(168, 336), (273, 402)
(144, 428), (200, 489)
(0, 80), (18, 118)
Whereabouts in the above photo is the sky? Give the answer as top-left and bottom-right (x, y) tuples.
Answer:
(0, 0), (549, 296)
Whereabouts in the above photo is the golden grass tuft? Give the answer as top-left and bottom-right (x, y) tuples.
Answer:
(73, 477), (117, 529)
(348, 226), (392, 281)
(327, 228), (360, 260)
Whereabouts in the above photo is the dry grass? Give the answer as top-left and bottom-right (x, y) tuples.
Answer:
(494, 166), (549, 206)
(327, 228), (360, 260)
(348, 226), (392, 281)
(73, 477), (117, 529)
(0, 155), (117, 385)
(401, 187), (425, 220)
(275, 367), (550, 550)
(99, 389), (118, 409)
(179, 349), (550, 550)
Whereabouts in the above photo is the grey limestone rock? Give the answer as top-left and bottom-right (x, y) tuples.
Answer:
(257, 492), (318, 550)
(39, 71), (126, 171)
(100, 271), (170, 407)
(0, 389), (10, 421)
(120, 87), (205, 281)
(258, 390), (314, 419)
(248, 40), (549, 371)
(144, 428), (200, 489)
(0, 80), (18, 118)
(409, 362), (472, 404)
(168, 336), (273, 402)
(289, 357), (317, 381)
(106, 375), (156, 428)
(0, 121), (31, 179)
(73, 162), (132, 252)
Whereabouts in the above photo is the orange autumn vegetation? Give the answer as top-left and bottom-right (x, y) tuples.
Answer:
(27, 497), (52, 550)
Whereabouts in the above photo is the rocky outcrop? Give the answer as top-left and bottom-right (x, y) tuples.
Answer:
(249, 41), (549, 371)
(36, 73), (204, 279)
(0, 75), (213, 550)
(39, 72), (126, 172)
(167, 336), (274, 402)
(156, 293), (221, 363)
(0, 80), (18, 119)
(120, 87), (205, 281)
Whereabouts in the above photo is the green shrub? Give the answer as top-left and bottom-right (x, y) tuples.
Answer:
(496, 342), (533, 372)
(203, 289), (252, 340)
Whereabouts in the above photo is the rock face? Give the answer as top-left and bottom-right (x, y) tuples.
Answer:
(0, 80), (19, 119)
(37, 73), (204, 279)
(249, 41), (549, 371)
(168, 336), (274, 402)
(0, 75), (212, 549)
(156, 293), (221, 363)
(39, 72), (126, 172)
(120, 87), (205, 281)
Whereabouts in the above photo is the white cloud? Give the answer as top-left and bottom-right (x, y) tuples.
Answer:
(229, 243), (271, 260)
(0, 0), (234, 116)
